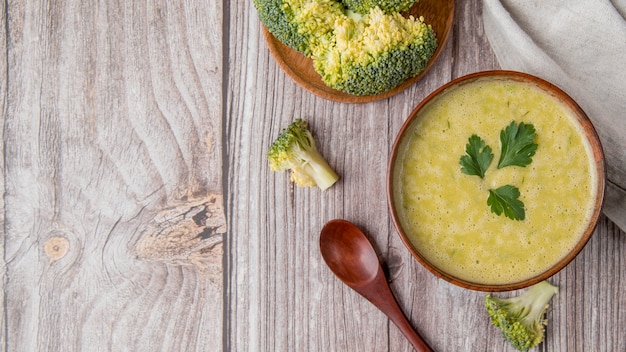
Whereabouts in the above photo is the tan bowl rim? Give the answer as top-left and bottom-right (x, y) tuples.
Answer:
(387, 70), (606, 292)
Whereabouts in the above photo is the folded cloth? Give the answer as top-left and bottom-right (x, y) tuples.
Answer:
(482, 0), (626, 231)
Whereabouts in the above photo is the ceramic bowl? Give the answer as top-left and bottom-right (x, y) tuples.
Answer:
(387, 71), (605, 291)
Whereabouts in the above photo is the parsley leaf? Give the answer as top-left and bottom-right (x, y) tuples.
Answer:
(460, 135), (494, 179)
(487, 185), (525, 221)
(497, 121), (538, 169)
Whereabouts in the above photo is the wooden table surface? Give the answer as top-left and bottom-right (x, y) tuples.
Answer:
(2, 0), (625, 351)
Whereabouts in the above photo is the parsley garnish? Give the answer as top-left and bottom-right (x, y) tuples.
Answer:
(459, 121), (537, 221)
(497, 121), (538, 168)
(487, 185), (525, 220)
(460, 135), (493, 179)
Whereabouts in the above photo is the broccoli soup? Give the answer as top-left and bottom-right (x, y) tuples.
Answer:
(391, 75), (601, 287)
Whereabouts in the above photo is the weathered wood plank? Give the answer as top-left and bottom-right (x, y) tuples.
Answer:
(386, 1), (506, 351)
(3, 1), (224, 350)
(0, 0), (8, 350)
(227, 0), (626, 351)
(551, 216), (626, 352)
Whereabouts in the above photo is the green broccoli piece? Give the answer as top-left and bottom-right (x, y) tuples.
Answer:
(311, 7), (437, 96)
(253, 0), (345, 55)
(485, 281), (559, 351)
(267, 119), (339, 191)
(252, 0), (437, 96)
(342, 0), (418, 14)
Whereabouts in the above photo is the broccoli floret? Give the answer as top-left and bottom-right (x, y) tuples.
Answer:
(267, 119), (339, 191)
(311, 7), (437, 96)
(485, 281), (559, 351)
(342, 0), (418, 14)
(253, 0), (309, 53)
(253, 0), (345, 55)
(253, 0), (437, 96)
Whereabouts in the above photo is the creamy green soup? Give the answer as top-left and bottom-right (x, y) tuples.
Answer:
(392, 77), (598, 285)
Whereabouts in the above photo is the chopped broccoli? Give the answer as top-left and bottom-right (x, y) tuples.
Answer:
(252, 0), (309, 53)
(342, 0), (418, 14)
(253, 0), (345, 55)
(253, 0), (437, 96)
(311, 7), (436, 96)
(267, 119), (339, 191)
(485, 281), (559, 351)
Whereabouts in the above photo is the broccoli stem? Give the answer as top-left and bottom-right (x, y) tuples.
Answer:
(301, 148), (339, 191)
(515, 281), (558, 323)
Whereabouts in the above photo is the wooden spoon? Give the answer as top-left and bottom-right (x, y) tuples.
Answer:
(319, 219), (434, 352)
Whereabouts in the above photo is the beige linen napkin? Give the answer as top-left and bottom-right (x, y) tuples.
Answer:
(483, 0), (626, 231)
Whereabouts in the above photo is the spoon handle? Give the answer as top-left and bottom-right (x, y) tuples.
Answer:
(386, 302), (433, 352)
(362, 270), (434, 352)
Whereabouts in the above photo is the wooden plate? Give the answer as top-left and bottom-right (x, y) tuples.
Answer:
(262, 0), (455, 103)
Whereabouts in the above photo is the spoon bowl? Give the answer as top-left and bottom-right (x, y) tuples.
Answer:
(320, 219), (433, 352)
(319, 220), (380, 285)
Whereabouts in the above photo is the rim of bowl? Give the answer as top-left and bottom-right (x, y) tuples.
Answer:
(387, 70), (606, 292)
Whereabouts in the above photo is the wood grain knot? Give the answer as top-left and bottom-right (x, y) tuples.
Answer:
(44, 236), (70, 262)
(135, 194), (225, 271)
